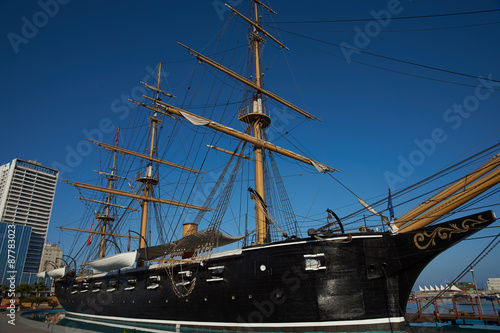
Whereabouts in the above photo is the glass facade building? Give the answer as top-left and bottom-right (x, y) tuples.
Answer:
(0, 159), (58, 274)
(0, 222), (31, 284)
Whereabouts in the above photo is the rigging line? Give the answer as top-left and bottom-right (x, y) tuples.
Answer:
(453, 187), (500, 214)
(208, 143), (247, 232)
(280, 34), (500, 91)
(171, 29), (245, 233)
(274, 27), (500, 84)
(455, 203), (500, 213)
(273, 19), (310, 113)
(437, 128), (500, 172)
(392, 145), (500, 217)
(411, 231), (500, 319)
(200, 64), (249, 92)
(467, 234), (500, 241)
(342, 143), (500, 222)
(174, 61), (200, 99)
(353, 158), (487, 224)
(266, 8), (500, 24)
(400, 177), (500, 230)
(327, 173), (361, 198)
(267, 119), (320, 165)
(200, 9), (235, 54)
(390, 150), (499, 214)
(262, 21), (500, 33)
(168, 64), (221, 221)
(164, 44), (248, 65)
(306, 172), (327, 218)
(393, 148), (500, 213)
(307, 120), (328, 168)
(193, 129), (250, 225)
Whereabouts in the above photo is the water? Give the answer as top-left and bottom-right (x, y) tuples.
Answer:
(21, 308), (500, 333)
(22, 310), (157, 333)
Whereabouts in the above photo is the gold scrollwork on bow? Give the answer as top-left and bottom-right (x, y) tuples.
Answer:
(413, 215), (488, 250)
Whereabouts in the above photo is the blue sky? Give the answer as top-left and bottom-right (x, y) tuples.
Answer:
(1, 0), (500, 289)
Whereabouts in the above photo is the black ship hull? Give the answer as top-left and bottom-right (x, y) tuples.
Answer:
(54, 211), (496, 332)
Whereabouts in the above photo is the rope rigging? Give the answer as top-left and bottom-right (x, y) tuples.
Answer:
(265, 8), (500, 24)
(408, 230), (500, 321)
(315, 142), (500, 233)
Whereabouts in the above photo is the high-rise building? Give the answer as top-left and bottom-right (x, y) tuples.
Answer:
(487, 278), (500, 291)
(0, 158), (58, 273)
(39, 242), (63, 272)
(0, 222), (32, 284)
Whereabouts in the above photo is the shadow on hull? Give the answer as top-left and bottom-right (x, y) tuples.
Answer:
(55, 210), (496, 332)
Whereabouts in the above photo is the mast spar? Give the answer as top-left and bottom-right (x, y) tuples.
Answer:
(136, 62), (163, 266)
(61, 62), (211, 264)
(94, 127), (120, 258)
(169, 1), (336, 244)
(250, 0), (268, 244)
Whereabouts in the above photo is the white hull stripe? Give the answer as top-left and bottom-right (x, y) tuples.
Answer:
(242, 234), (383, 252)
(67, 311), (405, 329)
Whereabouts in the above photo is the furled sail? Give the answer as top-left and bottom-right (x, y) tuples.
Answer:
(137, 96), (337, 173)
(86, 228), (247, 269)
(136, 228), (248, 261)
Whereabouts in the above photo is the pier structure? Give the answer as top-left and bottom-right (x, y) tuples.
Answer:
(406, 296), (500, 326)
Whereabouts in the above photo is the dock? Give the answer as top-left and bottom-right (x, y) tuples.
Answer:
(406, 297), (500, 326)
(406, 312), (500, 326)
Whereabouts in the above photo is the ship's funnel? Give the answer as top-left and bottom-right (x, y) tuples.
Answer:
(182, 223), (198, 258)
(183, 223), (198, 237)
(399, 166), (500, 233)
(396, 153), (500, 229)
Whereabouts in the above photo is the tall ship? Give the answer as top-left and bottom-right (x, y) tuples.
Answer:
(45, 1), (500, 332)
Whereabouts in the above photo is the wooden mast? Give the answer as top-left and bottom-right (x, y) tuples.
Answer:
(61, 63), (209, 261)
(138, 96), (336, 172)
(171, 1), (336, 243)
(136, 62), (162, 266)
(95, 127), (120, 258)
(250, 0), (268, 244)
